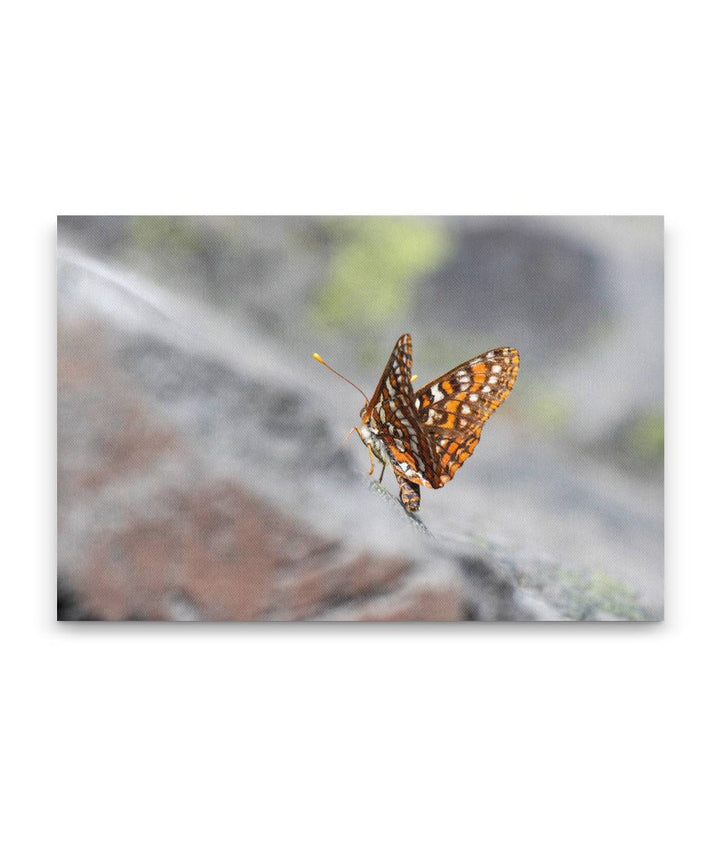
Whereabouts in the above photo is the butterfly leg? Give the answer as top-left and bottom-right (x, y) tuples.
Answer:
(366, 443), (375, 476)
(353, 425), (375, 475)
(379, 462), (386, 483)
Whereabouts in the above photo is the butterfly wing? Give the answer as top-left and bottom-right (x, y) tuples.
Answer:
(413, 347), (519, 486)
(365, 333), (414, 413)
(364, 334), (443, 489)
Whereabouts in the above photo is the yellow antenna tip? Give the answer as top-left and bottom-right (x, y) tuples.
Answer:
(411, 374), (418, 383)
(312, 353), (324, 363)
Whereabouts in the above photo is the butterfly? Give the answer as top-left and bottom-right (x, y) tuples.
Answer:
(314, 334), (519, 512)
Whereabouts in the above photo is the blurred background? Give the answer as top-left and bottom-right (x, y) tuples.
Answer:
(57, 216), (663, 620)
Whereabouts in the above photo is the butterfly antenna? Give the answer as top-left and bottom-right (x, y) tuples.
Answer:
(312, 353), (369, 405)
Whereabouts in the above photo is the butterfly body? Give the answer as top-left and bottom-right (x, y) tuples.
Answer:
(358, 423), (427, 485)
(357, 334), (519, 512)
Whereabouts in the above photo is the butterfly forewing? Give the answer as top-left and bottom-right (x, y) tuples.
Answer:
(413, 347), (519, 486)
(365, 333), (413, 411)
(364, 335), (442, 488)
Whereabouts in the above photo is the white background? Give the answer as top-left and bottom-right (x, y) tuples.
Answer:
(3, 1), (718, 854)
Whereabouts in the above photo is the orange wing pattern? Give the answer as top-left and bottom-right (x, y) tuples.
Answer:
(413, 346), (520, 486)
(357, 334), (519, 511)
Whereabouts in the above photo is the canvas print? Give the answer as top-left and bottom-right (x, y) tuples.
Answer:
(57, 216), (663, 621)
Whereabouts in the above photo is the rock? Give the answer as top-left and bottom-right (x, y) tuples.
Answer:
(58, 251), (546, 621)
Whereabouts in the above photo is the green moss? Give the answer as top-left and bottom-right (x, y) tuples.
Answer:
(628, 410), (664, 464)
(525, 390), (571, 433)
(311, 217), (449, 330)
(558, 569), (647, 620)
(128, 216), (205, 256)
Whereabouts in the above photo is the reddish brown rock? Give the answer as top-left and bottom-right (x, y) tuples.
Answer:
(71, 480), (448, 621)
(56, 267), (523, 622)
(58, 321), (457, 620)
